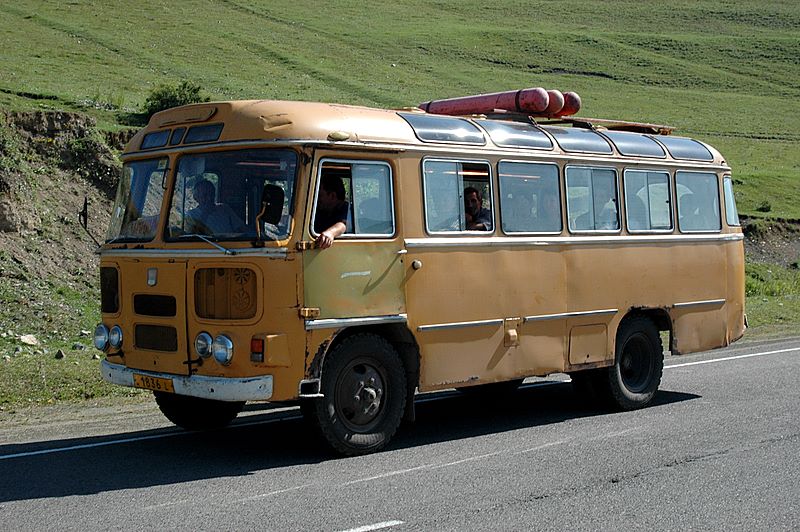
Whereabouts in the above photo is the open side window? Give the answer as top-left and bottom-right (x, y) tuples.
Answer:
(312, 160), (395, 237)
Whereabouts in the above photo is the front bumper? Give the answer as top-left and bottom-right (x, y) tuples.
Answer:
(101, 359), (273, 402)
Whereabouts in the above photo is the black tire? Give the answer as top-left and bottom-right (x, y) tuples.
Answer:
(595, 316), (664, 410)
(306, 334), (407, 456)
(154, 392), (244, 430)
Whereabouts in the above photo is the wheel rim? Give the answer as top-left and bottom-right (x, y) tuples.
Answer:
(619, 333), (654, 393)
(334, 357), (387, 433)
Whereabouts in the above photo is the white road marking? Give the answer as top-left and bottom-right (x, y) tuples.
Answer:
(427, 449), (505, 470)
(665, 347), (799, 369)
(343, 465), (430, 486)
(0, 414), (297, 461)
(337, 520), (404, 532)
(513, 440), (567, 454)
(240, 484), (312, 502)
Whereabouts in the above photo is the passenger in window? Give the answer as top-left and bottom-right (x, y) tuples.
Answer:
(464, 186), (492, 231)
(187, 178), (245, 234)
(314, 174), (349, 249)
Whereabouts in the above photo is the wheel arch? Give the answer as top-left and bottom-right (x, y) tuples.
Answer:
(620, 307), (672, 355)
(306, 323), (420, 421)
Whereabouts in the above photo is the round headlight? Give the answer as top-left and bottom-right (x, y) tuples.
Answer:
(94, 323), (110, 351)
(212, 335), (234, 365)
(109, 325), (123, 349)
(195, 332), (213, 358)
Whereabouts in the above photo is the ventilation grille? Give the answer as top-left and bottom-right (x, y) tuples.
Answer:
(135, 325), (178, 352)
(194, 268), (258, 320)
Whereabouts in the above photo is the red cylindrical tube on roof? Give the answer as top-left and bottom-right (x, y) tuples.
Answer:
(557, 91), (582, 117)
(544, 89), (565, 116)
(419, 87), (550, 116)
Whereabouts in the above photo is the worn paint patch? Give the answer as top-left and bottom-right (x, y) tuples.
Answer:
(341, 270), (371, 279)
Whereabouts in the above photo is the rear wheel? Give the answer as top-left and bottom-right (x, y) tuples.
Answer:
(154, 392), (244, 430)
(595, 316), (663, 410)
(305, 334), (407, 456)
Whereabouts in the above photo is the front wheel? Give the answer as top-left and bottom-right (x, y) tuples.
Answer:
(305, 334), (407, 456)
(154, 392), (244, 430)
(595, 316), (664, 410)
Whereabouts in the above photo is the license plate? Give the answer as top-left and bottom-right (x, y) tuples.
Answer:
(133, 373), (175, 393)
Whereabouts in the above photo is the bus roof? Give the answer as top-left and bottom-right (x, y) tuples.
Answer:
(125, 99), (725, 165)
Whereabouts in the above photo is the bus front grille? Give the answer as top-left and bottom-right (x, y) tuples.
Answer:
(135, 325), (178, 352)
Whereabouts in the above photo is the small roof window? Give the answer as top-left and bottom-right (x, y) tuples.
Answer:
(542, 126), (612, 154)
(653, 135), (713, 161)
(603, 131), (666, 158)
(140, 130), (170, 150)
(184, 123), (224, 144)
(475, 120), (553, 150)
(398, 113), (485, 145)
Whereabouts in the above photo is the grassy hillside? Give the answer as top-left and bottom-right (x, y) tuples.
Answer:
(1, 0), (799, 216)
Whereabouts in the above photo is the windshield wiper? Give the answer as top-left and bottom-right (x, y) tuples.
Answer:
(176, 233), (237, 255)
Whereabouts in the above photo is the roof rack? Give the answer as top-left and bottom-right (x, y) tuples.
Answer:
(540, 116), (674, 136)
(479, 111), (673, 135)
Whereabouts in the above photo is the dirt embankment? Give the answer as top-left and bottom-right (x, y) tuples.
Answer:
(0, 111), (133, 282)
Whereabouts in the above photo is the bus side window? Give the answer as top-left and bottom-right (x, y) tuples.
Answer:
(313, 160), (394, 237)
(498, 161), (561, 233)
(676, 171), (721, 232)
(624, 170), (672, 232)
(566, 166), (619, 232)
(423, 159), (493, 233)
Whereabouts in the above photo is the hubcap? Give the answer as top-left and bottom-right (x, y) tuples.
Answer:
(619, 333), (653, 393)
(335, 359), (386, 432)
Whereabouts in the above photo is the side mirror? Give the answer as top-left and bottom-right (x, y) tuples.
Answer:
(78, 196), (101, 247)
(255, 184), (284, 239)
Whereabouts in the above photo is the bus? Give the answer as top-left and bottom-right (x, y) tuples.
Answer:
(94, 92), (745, 455)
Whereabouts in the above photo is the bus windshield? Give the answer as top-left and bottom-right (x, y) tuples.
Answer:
(106, 157), (169, 243)
(166, 148), (297, 242)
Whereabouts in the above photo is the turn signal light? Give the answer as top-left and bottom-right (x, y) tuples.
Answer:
(250, 338), (264, 362)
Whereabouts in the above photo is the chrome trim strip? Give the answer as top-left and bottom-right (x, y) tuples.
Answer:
(673, 298), (726, 309)
(405, 233), (743, 249)
(416, 318), (504, 332)
(100, 359), (273, 401)
(100, 247), (289, 259)
(523, 308), (618, 323)
(304, 314), (408, 331)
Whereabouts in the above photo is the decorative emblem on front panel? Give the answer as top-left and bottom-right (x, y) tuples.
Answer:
(232, 288), (251, 310)
(233, 268), (252, 285)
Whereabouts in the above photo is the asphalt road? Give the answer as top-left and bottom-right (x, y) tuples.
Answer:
(1, 336), (799, 531)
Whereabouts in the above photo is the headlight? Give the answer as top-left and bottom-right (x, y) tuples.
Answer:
(109, 325), (123, 349)
(195, 332), (213, 358)
(94, 324), (110, 351)
(212, 335), (234, 365)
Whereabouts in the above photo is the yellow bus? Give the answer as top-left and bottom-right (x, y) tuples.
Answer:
(95, 96), (745, 455)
